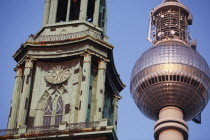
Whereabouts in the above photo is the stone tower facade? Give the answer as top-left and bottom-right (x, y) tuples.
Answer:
(4, 0), (125, 139)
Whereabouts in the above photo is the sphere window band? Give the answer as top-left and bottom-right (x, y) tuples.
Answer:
(43, 96), (64, 126)
(132, 74), (206, 94)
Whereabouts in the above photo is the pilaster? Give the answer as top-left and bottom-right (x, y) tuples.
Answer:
(113, 96), (121, 131)
(78, 53), (92, 122)
(66, 0), (71, 22)
(79, 0), (88, 21)
(48, 0), (58, 24)
(53, 0), (58, 23)
(17, 58), (35, 127)
(103, 8), (108, 34)
(8, 67), (23, 129)
(42, 0), (51, 25)
(93, 0), (101, 25)
(94, 60), (106, 121)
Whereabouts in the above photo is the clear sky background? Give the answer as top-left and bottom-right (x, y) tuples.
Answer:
(0, 0), (210, 140)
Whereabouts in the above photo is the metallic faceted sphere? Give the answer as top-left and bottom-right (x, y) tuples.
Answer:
(130, 41), (210, 121)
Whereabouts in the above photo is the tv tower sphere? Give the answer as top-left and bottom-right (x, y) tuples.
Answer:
(130, 0), (210, 139)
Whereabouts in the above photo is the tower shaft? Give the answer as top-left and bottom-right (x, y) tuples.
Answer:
(154, 107), (188, 140)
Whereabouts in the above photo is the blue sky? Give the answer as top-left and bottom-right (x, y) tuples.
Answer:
(1, 0), (210, 140)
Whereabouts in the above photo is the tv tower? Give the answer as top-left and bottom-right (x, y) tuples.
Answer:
(130, 0), (210, 140)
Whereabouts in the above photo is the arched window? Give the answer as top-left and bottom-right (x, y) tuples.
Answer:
(43, 95), (64, 126)
(43, 96), (53, 126)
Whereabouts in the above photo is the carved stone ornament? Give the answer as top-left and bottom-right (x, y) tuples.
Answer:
(16, 68), (23, 77)
(46, 65), (70, 84)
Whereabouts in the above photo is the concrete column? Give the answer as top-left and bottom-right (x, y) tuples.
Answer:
(78, 53), (92, 122)
(8, 67), (23, 129)
(66, 0), (71, 21)
(93, 0), (101, 25)
(154, 107), (188, 140)
(94, 60), (106, 121)
(42, 0), (51, 25)
(17, 58), (34, 127)
(79, 0), (88, 21)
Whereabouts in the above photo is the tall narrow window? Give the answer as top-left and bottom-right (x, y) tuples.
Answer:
(55, 96), (63, 124)
(43, 97), (53, 126)
(69, 0), (81, 20)
(56, 0), (68, 22)
(86, 0), (95, 22)
(98, 0), (106, 28)
(43, 95), (64, 126)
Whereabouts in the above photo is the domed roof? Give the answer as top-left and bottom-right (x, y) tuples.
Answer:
(131, 42), (210, 81)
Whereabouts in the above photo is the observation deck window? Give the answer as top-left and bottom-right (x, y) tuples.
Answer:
(56, 0), (68, 22)
(86, 0), (95, 22)
(69, 0), (81, 20)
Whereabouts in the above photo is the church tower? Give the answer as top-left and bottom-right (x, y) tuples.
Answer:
(3, 0), (125, 139)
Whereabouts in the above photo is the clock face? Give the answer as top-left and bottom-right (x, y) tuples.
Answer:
(46, 65), (70, 84)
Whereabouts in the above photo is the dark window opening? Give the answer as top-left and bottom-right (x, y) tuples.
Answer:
(69, 0), (81, 20)
(151, 78), (155, 84)
(170, 75), (173, 81)
(190, 79), (195, 86)
(173, 75), (177, 81)
(184, 77), (188, 83)
(193, 80), (198, 87)
(86, 0), (95, 22)
(177, 75), (180, 81)
(140, 84), (144, 90)
(162, 76), (165, 81)
(98, 0), (106, 28)
(142, 82), (146, 89)
(181, 76), (184, 82)
(158, 76), (162, 82)
(193, 81), (198, 87)
(195, 83), (200, 88)
(137, 87), (142, 93)
(154, 77), (158, 83)
(145, 81), (149, 87)
(165, 75), (169, 81)
(187, 77), (191, 84)
(148, 79), (152, 85)
(56, 0), (68, 22)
